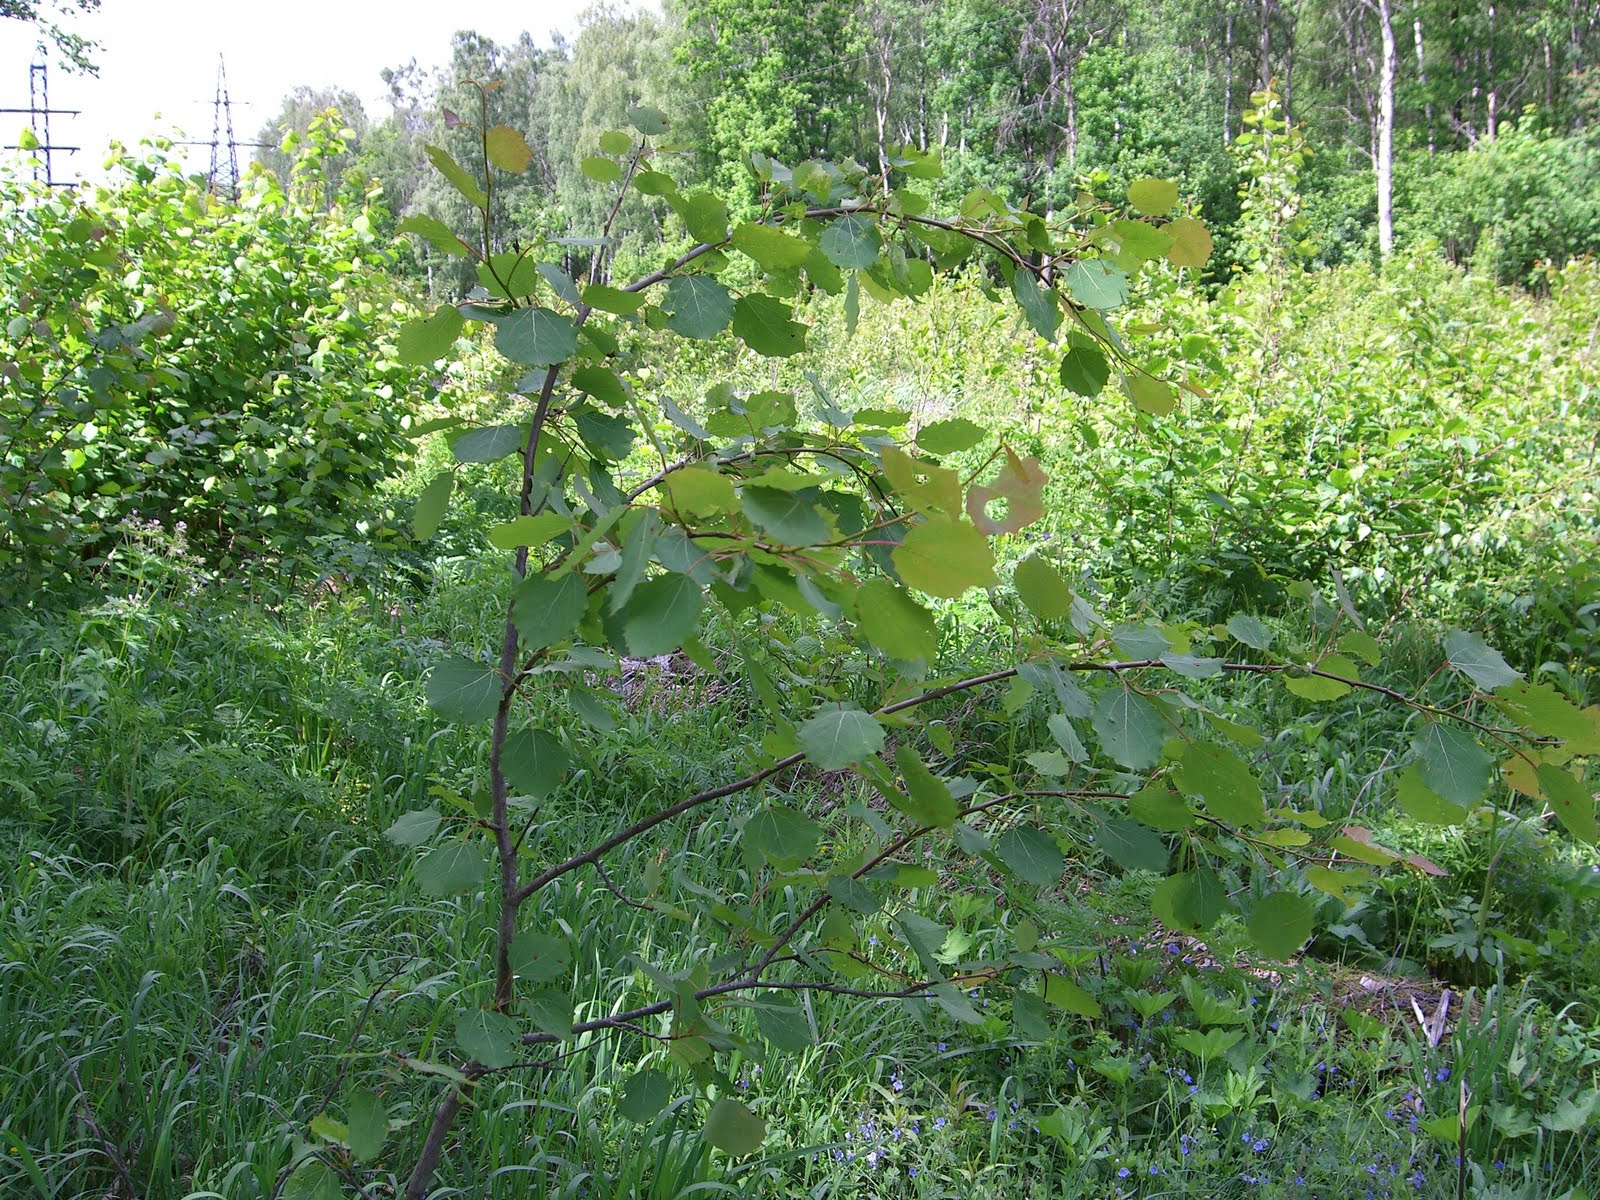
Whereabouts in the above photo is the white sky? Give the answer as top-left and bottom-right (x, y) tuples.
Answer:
(1, 1), (653, 183)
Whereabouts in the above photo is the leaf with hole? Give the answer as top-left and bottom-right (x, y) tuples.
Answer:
(966, 449), (1047, 535)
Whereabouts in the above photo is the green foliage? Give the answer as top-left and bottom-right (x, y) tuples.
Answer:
(362, 91), (1600, 1196)
(1398, 117), (1600, 286)
(0, 143), (427, 595)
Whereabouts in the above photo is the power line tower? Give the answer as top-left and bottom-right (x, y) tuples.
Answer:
(208, 54), (240, 200)
(1, 62), (81, 186)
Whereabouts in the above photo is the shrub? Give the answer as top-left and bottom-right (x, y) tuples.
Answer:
(0, 138), (430, 596)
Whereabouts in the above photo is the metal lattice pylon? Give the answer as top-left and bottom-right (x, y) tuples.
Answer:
(208, 54), (239, 200)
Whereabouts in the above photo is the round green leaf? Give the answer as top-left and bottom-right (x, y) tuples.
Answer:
(581, 155), (621, 183)
(798, 703), (885, 770)
(413, 472), (454, 540)
(397, 305), (464, 366)
(1015, 555), (1073, 620)
(1172, 739), (1265, 826)
(345, 1091), (387, 1163)
(857, 578), (939, 662)
(703, 1098), (765, 1156)
(511, 571), (588, 649)
(426, 657), (502, 723)
(1090, 688), (1167, 771)
(996, 825), (1064, 887)
(620, 573), (703, 657)
(501, 728), (570, 799)
(744, 803), (822, 867)
(455, 1008), (521, 1068)
(486, 125), (533, 174)
(819, 214), (882, 269)
(1059, 344), (1110, 397)
(619, 1069), (674, 1123)
(493, 307), (578, 367)
(664, 276), (734, 340)
(731, 294), (806, 357)
(1127, 177), (1179, 215)
(915, 417), (986, 455)
(741, 486), (830, 545)
(509, 930), (574, 983)
(731, 222), (813, 270)
(892, 517), (997, 598)
(417, 840), (491, 897)
(1246, 891), (1315, 959)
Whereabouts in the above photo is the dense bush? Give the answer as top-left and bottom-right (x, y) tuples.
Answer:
(0, 138), (430, 595)
(1397, 118), (1600, 286)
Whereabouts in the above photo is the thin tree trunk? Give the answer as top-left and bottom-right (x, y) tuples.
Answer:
(1224, 10), (1235, 143)
(1376, 0), (1397, 257)
(1415, 15), (1435, 155)
(1258, 0), (1274, 86)
(1486, 2), (1498, 139)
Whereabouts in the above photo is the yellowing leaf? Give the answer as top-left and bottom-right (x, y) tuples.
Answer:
(485, 124), (533, 173)
(966, 449), (1048, 535)
(1127, 177), (1179, 215)
(1166, 217), (1213, 268)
